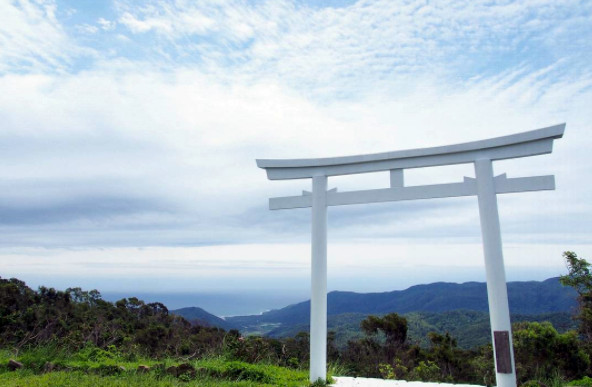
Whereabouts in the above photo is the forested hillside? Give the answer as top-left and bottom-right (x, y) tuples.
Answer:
(261, 310), (576, 350)
(1, 253), (590, 386)
(226, 277), (576, 335)
(1, 272), (589, 386)
(171, 307), (235, 331)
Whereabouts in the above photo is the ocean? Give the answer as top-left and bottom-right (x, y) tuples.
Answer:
(101, 290), (309, 317)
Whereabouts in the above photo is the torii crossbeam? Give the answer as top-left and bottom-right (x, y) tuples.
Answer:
(256, 124), (565, 387)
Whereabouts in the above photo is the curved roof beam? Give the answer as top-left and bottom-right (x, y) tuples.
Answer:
(257, 124), (565, 180)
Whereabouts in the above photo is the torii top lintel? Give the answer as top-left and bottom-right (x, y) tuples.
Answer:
(256, 124), (565, 180)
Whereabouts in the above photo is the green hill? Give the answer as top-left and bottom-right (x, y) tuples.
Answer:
(261, 310), (575, 349)
(171, 307), (236, 331)
(226, 277), (577, 348)
(227, 277), (575, 327)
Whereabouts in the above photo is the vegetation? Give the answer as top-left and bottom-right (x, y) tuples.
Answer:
(0, 346), (310, 386)
(513, 321), (588, 382)
(225, 277), (576, 332)
(266, 309), (576, 350)
(0, 276), (323, 385)
(1, 251), (592, 386)
(228, 277), (577, 350)
(561, 251), (592, 347)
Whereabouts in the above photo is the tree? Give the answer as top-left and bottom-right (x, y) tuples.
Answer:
(428, 332), (458, 379)
(560, 251), (592, 344)
(513, 321), (589, 382)
(361, 313), (408, 349)
(342, 313), (410, 376)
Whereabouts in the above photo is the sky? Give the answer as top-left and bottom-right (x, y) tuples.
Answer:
(1, 0), (591, 306)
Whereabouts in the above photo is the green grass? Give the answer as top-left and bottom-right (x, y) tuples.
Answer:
(0, 347), (315, 386)
(0, 370), (288, 386)
(568, 376), (592, 387)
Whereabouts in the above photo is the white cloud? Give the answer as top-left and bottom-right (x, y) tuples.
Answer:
(77, 24), (99, 34)
(108, 0), (591, 99)
(0, 62), (589, 249)
(119, 11), (172, 34)
(0, 0), (76, 73)
(0, 0), (590, 292)
(0, 241), (586, 293)
(97, 17), (116, 31)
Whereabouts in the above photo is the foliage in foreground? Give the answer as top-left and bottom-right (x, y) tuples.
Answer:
(332, 251), (592, 385)
(0, 371), (273, 387)
(2, 251), (592, 386)
(0, 347), (310, 386)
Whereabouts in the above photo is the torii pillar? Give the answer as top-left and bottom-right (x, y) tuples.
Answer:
(310, 175), (328, 381)
(256, 124), (565, 386)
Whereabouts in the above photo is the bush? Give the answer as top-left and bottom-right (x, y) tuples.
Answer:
(568, 376), (592, 387)
(222, 361), (273, 383)
(409, 360), (440, 381)
(513, 322), (589, 382)
(74, 344), (119, 363)
(15, 343), (67, 372)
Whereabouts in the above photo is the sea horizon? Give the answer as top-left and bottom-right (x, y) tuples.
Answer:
(101, 290), (310, 318)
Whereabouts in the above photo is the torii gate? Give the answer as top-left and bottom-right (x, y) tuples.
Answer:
(256, 124), (565, 387)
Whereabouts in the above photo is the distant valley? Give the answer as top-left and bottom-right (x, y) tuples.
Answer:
(172, 277), (578, 349)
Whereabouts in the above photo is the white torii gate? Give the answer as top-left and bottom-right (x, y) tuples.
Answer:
(256, 124), (565, 387)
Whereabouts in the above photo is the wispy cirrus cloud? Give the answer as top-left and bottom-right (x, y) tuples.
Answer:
(0, 61), (590, 248)
(0, 0), (591, 292)
(0, 0), (79, 73)
(110, 0), (591, 97)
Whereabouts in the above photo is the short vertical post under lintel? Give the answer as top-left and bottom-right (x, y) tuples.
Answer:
(310, 175), (328, 383)
(390, 169), (404, 188)
(474, 158), (517, 387)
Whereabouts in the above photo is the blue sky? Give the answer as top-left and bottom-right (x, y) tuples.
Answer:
(1, 0), (591, 297)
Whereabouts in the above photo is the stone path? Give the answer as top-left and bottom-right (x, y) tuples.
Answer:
(331, 377), (484, 387)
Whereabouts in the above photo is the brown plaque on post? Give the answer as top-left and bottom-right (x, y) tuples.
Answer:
(494, 331), (512, 373)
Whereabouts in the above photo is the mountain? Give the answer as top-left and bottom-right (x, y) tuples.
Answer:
(226, 277), (577, 331)
(261, 310), (576, 349)
(171, 307), (236, 331)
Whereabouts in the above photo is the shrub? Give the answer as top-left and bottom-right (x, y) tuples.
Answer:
(567, 376), (592, 387)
